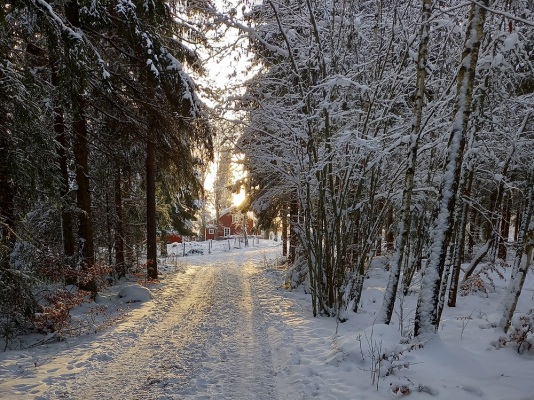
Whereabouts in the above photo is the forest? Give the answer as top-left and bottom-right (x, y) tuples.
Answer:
(1, 0), (533, 347)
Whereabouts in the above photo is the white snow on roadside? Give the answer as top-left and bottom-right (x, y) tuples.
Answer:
(117, 284), (153, 303)
(0, 239), (533, 399)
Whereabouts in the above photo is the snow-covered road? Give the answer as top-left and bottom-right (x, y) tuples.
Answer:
(5, 242), (534, 400)
(36, 250), (290, 399)
(4, 244), (343, 400)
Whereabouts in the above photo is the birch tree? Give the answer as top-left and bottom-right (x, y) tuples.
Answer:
(500, 170), (534, 332)
(240, 0), (429, 318)
(414, 1), (489, 337)
(378, 0), (432, 325)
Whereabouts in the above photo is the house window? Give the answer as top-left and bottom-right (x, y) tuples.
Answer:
(208, 228), (214, 234)
(232, 214), (241, 224)
(224, 227), (231, 237)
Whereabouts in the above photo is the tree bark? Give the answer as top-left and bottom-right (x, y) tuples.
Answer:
(414, 1), (488, 337)
(282, 205), (288, 257)
(462, 150), (514, 281)
(378, 0), (431, 325)
(160, 230), (168, 256)
(448, 168), (473, 307)
(73, 94), (97, 296)
(51, 62), (75, 268)
(146, 140), (158, 280)
(0, 132), (16, 271)
(498, 194), (510, 260)
(385, 206), (394, 252)
(114, 164), (126, 278)
(499, 179), (534, 333)
(64, 0), (96, 296)
(289, 190), (298, 264)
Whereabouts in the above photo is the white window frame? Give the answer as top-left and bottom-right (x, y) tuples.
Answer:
(232, 214), (241, 224)
(208, 228), (214, 235)
(224, 227), (231, 237)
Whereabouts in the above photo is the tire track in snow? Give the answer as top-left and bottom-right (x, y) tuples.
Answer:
(43, 259), (279, 399)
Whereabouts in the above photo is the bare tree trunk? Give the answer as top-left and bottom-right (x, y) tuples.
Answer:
(64, 0), (96, 296)
(114, 164), (126, 278)
(160, 230), (168, 257)
(385, 206), (394, 253)
(122, 165), (134, 269)
(414, 1), (488, 337)
(73, 94), (97, 296)
(0, 133), (16, 271)
(498, 194), (510, 260)
(378, 0), (431, 325)
(500, 177), (534, 332)
(282, 205), (288, 257)
(463, 148), (515, 281)
(467, 206), (477, 257)
(146, 140), (158, 280)
(289, 191), (298, 264)
(448, 168), (473, 307)
(514, 206), (521, 243)
(51, 61), (75, 272)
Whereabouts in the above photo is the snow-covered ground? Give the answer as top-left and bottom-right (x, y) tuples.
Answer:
(1, 239), (533, 399)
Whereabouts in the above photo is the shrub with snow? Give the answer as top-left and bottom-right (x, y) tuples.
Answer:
(33, 288), (90, 334)
(460, 261), (507, 296)
(495, 310), (534, 354)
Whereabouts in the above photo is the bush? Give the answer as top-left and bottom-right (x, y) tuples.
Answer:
(460, 261), (507, 296)
(33, 288), (90, 334)
(495, 311), (534, 354)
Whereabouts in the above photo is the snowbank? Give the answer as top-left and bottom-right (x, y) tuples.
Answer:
(118, 284), (153, 303)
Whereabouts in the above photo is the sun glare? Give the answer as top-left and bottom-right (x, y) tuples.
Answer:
(233, 188), (246, 207)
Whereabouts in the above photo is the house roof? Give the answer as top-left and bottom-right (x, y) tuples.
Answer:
(205, 207), (255, 227)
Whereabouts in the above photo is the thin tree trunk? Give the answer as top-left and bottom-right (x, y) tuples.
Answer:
(0, 133), (16, 271)
(106, 191), (113, 266)
(282, 205), (288, 257)
(467, 206), (477, 257)
(463, 150), (514, 281)
(160, 230), (168, 257)
(385, 206), (394, 252)
(51, 67), (75, 267)
(414, 1), (488, 337)
(402, 210), (426, 295)
(378, 0), (431, 325)
(146, 140), (158, 280)
(289, 191), (298, 264)
(498, 194), (510, 260)
(123, 165), (133, 269)
(448, 168), (473, 307)
(499, 179), (534, 332)
(514, 205), (521, 243)
(114, 164), (126, 278)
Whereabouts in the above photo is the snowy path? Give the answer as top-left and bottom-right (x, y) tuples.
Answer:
(45, 254), (280, 399)
(2, 248), (310, 400)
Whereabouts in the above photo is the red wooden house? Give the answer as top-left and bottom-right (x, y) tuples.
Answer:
(205, 207), (254, 240)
